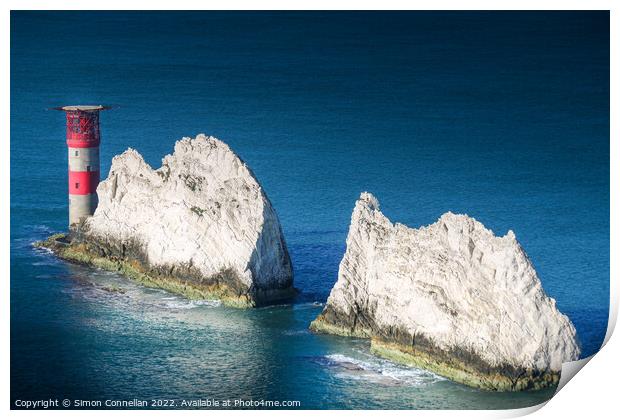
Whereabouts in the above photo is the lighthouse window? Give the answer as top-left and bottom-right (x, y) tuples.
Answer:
(74, 150), (79, 157)
(75, 182), (79, 189)
(86, 165), (91, 171)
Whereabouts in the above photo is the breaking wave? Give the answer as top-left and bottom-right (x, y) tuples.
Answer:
(318, 353), (445, 387)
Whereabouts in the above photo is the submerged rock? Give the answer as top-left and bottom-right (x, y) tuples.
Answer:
(310, 192), (580, 391)
(38, 135), (294, 307)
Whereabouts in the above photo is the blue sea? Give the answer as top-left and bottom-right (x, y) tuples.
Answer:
(10, 11), (609, 409)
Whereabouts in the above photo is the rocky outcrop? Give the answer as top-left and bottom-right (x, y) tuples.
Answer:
(39, 135), (294, 307)
(310, 192), (580, 391)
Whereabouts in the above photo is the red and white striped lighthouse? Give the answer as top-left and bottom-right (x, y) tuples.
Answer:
(55, 105), (109, 227)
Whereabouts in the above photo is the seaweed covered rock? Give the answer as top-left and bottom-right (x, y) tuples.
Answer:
(40, 135), (294, 307)
(310, 192), (580, 390)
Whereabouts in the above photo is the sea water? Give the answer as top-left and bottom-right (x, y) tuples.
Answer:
(10, 11), (609, 409)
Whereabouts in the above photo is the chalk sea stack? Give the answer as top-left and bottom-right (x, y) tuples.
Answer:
(37, 135), (294, 308)
(310, 192), (580, 391)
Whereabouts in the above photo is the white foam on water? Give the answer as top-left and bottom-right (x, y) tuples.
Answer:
(292, 302), (324, 310)
(324, 353), (445, 387)
(30, 249), (62, 268)
(162, 299), (221, 309)
(30, 224), (56, 233)
(67, 267), (225, 312)
(97, 279), (221, 311)
(32, 246), (54, 254)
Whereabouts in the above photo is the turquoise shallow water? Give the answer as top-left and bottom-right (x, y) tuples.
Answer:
(11, 11), (609, 409)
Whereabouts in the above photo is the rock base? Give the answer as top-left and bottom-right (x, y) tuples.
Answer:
(35, 233), (296, 308)
(309, 311), (373, 338)
(370, 340), (559, 392)
(310, 313), (560, 392)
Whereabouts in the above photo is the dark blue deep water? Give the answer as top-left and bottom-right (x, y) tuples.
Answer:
(11, 12), (609, 409)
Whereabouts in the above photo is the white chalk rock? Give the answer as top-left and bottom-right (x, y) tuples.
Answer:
(83, 134), (294, 307)
(311, 192), (580, 390)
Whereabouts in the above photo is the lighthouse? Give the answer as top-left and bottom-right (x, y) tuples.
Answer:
(55, 105), (109, 228)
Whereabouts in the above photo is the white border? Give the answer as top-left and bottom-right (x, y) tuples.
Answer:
(2, 2), (616, 419)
